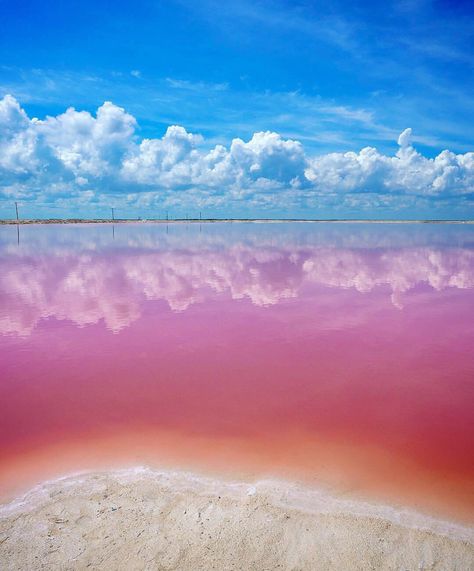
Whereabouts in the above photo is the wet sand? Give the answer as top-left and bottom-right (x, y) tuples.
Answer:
(1, 468), (473, 571)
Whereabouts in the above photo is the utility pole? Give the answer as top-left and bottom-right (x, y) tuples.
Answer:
(111, 207), (115, 221)
(166, 211), (169, 221)
(15, 201), (19, 222)
(199, 211), (202, 220)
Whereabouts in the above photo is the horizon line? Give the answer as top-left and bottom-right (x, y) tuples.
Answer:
(1, 218), (474, 225)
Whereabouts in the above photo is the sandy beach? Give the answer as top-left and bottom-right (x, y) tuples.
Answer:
(1, 468), (473, 570)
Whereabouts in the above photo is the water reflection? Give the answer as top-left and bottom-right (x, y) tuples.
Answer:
(1, 223), (474, 519)
(0, 224), (473, 336)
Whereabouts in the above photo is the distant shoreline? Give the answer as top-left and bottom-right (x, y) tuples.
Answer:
(1, 218), (473, 225)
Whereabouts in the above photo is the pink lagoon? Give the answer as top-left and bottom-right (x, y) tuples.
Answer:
(1, 221), (474, 567)
(2, 0), (474, 566)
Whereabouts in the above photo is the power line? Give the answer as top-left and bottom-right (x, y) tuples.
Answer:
(1, 201), (203, 221)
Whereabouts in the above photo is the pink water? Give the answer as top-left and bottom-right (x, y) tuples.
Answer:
(1, 222), (473, 521)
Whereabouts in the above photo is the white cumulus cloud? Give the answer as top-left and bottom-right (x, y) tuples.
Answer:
(0, 95), (473, 211)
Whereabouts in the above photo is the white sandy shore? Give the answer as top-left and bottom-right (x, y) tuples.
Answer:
(1, 468), (473, 570)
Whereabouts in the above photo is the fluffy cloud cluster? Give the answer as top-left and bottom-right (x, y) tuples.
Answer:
(306, 129), (474, 196)
(0, 95), (473, 207)
(2, 243), (473, 335)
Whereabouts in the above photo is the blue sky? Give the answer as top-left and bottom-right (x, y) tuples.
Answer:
(0, 0), (473, 219)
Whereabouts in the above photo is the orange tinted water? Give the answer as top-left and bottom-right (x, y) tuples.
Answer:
(1, 223), (473, 521)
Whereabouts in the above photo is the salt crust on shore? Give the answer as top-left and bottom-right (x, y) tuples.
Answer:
(1, 467), (473, 570)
